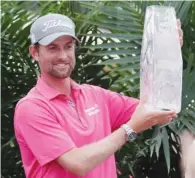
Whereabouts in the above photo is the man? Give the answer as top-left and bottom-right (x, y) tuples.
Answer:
(14, 13), (183, 178)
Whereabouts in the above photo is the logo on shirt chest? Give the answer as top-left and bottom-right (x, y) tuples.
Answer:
(67, 100), (75, 108)
(84, 104), (100, 116)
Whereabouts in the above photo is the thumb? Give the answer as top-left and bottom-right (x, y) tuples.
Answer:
(177, 19), (181, 28)
(139, 95), (147, 105)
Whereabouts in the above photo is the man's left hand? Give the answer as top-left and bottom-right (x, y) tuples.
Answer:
(177, 19), (183, 47)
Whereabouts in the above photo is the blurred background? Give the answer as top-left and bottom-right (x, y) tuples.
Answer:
(1, 1), (195, 178)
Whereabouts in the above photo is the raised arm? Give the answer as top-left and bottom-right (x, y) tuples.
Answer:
(56, 99), (177, 176)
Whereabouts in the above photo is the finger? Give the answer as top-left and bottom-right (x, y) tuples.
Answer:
(150, 110), (176, 118)
(178, 28), (183, 37)
(161, 112), (177, 121)
(153, 116), (168, 126)
(149, 113), (175, 127)
(157, 112), (178, 125)
(178, 29), (183, 47)
(168, 113), (177, 118)
(176, 19), (183, 37)
(180, 40), (183, 47)
(177, 19), (181, 28)
(178, 29), (183, 41)
(157, 116), (173, 125)
(177, 20), (183, 47)
(139, 96), (147, 105)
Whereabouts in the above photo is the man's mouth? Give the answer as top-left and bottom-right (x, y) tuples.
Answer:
(56, 64), (67, 67)
(54, 63), (70, 69)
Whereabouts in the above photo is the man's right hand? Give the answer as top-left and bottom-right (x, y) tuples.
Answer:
(127, 100), (177, 133)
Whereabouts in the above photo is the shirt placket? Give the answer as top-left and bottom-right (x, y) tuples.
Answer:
(67, 92), (88, 129)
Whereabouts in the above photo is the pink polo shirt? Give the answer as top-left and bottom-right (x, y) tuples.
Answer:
(14, 77), (139, 178)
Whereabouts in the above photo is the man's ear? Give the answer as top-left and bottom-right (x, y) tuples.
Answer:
(29, 45), (39, 62)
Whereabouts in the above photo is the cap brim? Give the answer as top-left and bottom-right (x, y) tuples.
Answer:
(38, 32), (80, 45)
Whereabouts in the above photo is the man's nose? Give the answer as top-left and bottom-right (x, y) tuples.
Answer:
(58, 51), (69, 62)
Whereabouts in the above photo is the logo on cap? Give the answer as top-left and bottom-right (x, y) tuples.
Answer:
(42, 19), (74, 32)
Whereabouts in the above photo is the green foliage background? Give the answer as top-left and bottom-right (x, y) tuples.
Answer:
(1, 1), (195, 178)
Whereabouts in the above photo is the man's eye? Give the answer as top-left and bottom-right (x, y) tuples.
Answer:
(65, 45), (72, 49)
(49, 47), (56, 50)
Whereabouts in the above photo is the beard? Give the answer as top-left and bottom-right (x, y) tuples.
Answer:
(49, 61), (75, 79)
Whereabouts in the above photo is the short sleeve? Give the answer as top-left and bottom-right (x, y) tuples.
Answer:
(14, 99), (76, 166)
(101, 88), (139, 131)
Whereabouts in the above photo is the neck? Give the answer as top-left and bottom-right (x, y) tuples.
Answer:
(40, 73), (72, 97)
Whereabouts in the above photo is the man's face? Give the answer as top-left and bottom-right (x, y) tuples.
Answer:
(35, 36), (76, 79)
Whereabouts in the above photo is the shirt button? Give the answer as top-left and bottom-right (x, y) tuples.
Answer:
(67, 100), (75, 108)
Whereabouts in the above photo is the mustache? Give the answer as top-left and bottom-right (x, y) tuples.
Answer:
(52, 62), (75, 70)
(52, 57), (74, 65)
(53, 62), (70, 65)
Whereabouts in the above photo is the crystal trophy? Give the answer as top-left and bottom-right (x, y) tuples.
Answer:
(140, 6), (183, 113)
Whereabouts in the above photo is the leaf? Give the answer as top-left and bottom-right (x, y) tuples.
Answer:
(77, 19), (143, 33)
(128, 163), (135, 177)
(177, 1), (192, 22)
(112, 63), (140, 71)
(80, 2), (142, 22)
(96, 56), (140, 65)
(80, 33), (142, 41)
(79, 42), (139, 49)
(162, 128), (171, 173)
(87, 49), (140, 56)
(154, 127), (162, 159)
(181, 115), (195, 134)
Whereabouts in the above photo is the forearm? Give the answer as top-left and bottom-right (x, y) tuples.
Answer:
(58, 127), (127, 176)
(79, 127), (126, 172)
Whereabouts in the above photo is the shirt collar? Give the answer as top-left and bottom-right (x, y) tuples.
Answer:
(35, 76), (81, 100)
